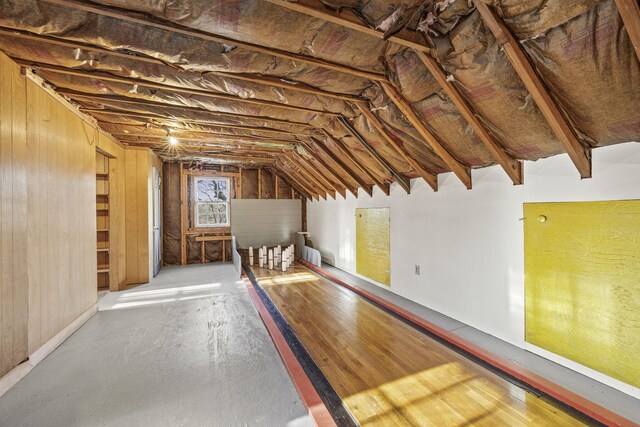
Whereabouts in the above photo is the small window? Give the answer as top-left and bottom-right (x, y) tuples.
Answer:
(194, 177), (229, 227)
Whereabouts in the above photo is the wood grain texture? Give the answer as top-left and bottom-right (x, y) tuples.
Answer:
(524, 201), (640, 388)
(253, 264), (591, 426)
(24, 61), (97, 353)
(0, 52), (28, 377)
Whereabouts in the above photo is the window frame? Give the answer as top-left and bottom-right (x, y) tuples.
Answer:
(193, 176), (230, 228)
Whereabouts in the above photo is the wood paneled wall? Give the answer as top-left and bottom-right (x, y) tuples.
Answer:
(0, 51), (28, 377)
(0, 51), (145, 380)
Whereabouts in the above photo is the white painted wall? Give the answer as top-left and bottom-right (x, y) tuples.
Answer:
(307, 142), (640, 398)
(231, 199), (301, 248)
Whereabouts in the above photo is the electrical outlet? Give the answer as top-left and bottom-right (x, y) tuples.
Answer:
(414, 265), (420, 275)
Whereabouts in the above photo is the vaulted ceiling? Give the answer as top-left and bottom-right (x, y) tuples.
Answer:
(0, 0), (638, 200)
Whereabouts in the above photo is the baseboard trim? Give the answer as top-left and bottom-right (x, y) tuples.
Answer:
(0, 303), (98, 398)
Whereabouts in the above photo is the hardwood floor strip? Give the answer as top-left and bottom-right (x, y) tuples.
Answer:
(298, 260), (634, 427)
(250, 262), (607, 427)
(243, 266), (357, 427)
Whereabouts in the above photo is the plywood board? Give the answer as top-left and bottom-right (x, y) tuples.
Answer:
(524, 200), (640, 388)
(356, 207), (390, 286)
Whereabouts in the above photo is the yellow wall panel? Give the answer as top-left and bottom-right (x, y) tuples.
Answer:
(356, 208), (390, 286)
(524, 200), (640, 388)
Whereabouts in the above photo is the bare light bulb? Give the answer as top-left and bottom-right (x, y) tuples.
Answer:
(168, 136), (178, 145)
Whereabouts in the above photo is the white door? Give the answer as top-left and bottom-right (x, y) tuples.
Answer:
(152, 167), (162, 277)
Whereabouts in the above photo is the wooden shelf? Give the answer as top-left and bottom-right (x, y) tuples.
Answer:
(97, 229), (109, 232)
(97, 248), (109, 252)
(97, 269), (109, 274)
(96, 193), (109, 197)
(96, 173), (109, 178)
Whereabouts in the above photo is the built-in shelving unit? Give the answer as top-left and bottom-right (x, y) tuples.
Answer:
(96, 151), (110, 290)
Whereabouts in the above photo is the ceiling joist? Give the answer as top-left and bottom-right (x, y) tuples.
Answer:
(293, 151), (347, 199)
(614, 0), (640, 61)
(300, 144), (358, 198)
(284, 154), (333, 199)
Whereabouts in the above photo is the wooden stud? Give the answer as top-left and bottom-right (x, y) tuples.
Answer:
(179, 162), (187, 265)
(0, 26), (363, 103)
(412, 51), (523, 185)
(338, 115), (411, 194)
(21, 60), (340, 116)
(309, 136), (373, 197)
(258, 168), (263, 199)
(381, 82), (472, 189)
(274, 174), (279, 199)
(473, 0), (591, 179)
(40, 0), (387, 82)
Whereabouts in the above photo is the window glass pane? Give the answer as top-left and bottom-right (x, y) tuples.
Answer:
(196, 178), (229, 202)
(196, 203), (228, 226)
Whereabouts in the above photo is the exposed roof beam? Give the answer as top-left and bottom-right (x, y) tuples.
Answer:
(0, 26), (363, 102)
(277, 161), (321, 200)
(614, 0), (640, 61)
(139, 149), (276, 164)
(83, 108), (311, 133)
(309, 136), (373, 197)
(293, 151), (346, 199)
(322, 129), (389, 195)
(300, 142), (357, 197)
(338, 116), (409, 194)
(116, 140), (287, 155)
(62, 91), (312, 126)
(269, 168), (312, 200)
(474, 0), (591, 179)
(40, 0), (386, 82)
(284, 154), (333, 199)
(19, 60), (340, 116)
(356, 103), (438, 191)
(382, 82), (472, 189)
(413, 50), (523, 185)
(98, 121), (304, 138)
(264, 0), (430, 52)
(109, 132), (296, 148)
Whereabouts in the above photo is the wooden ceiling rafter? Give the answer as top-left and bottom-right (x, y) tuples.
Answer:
(292, 150), (347, 199)
(382, 82), (472, 189)
(309, 136), (374, 197)
(283, 154), (333, 199)
(338, 115), (411, 194)
(614, 0), (640, 62)
(263, 0), (430, 52)
(82, 108), (312, 134)
(356, 102), (438, 191)
(299, 142), (358, 197)
(100, 123), (303, 141)
(61, 90), (314, 126)
(116, 140), (288, 155)
(276, 160), (321, 201)
(0, 26), (364, 103)
(413, 51), (523, 185)
(18, 59), (343, 117)
(473, 0), (592, 179)
(267, 167), (311, 200)
(108, 131), (297, 148)
(39, 0), (387, 82)
(94, 117), (307, 137)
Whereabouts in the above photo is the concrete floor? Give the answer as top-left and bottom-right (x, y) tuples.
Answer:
(0, 263), (311, 427)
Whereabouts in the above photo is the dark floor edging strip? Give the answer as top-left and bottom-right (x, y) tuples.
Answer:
(242, 267), (357, 427)
(299, 260), (638, 427)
